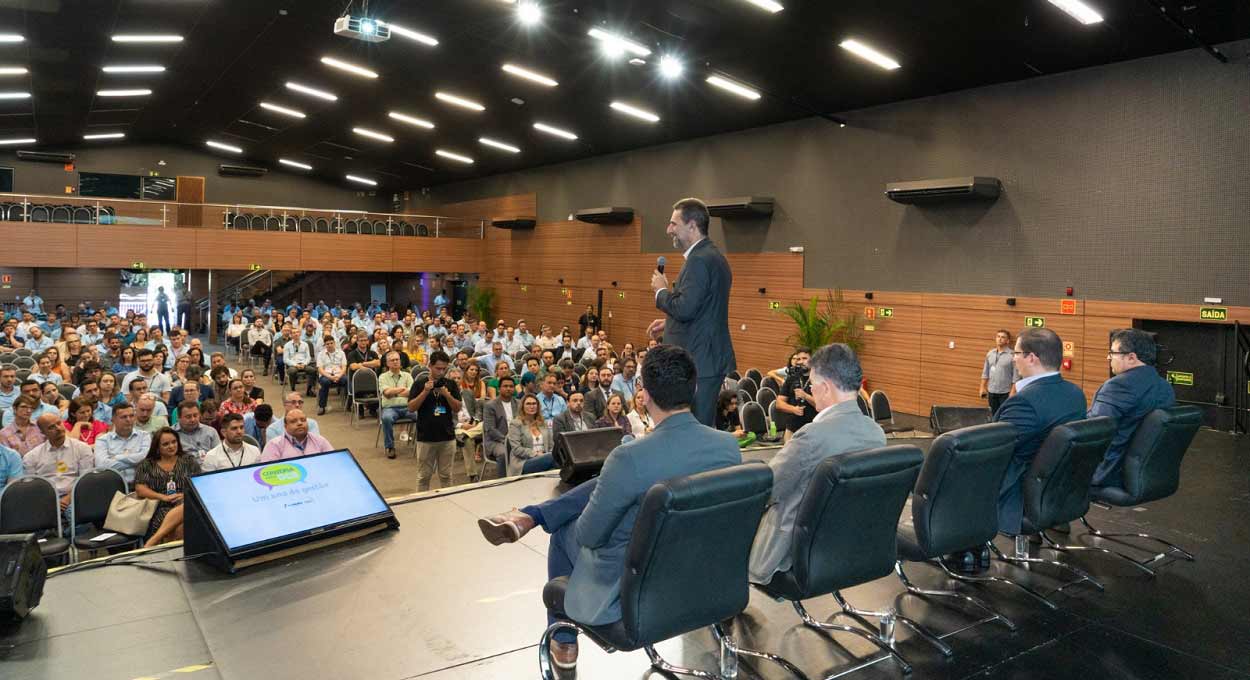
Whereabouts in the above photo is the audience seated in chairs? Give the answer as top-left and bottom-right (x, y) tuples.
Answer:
(482, 376), (518, 478)
(1, 394), (47, 454)
(24, 413), (96, 521)
(1088, 328), (1176, 489)
(202, 413), (262, 471)
(378, 351), (417, 459)
(260, 408), (334, 462)
(593, 393), (631, 436)
(93, 402), (150, 484)
(64, 398), (108, 446)
(507, 394), (555, 476)
(133, 427), (201, 548)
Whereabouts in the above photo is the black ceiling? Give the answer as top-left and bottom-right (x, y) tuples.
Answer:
(0, 0), (1245, 191)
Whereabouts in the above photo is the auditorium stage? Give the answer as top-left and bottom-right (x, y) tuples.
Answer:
(3, 430), (1248, 680)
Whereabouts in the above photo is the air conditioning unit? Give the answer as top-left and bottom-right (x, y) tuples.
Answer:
(16, 150), (75, 164)
(706, 196), (774, 218)
(885, 176), (1001, 204)
(575, 206), (634, 225)
(491, 216), (536, 230)
(218, 164), (268, 178)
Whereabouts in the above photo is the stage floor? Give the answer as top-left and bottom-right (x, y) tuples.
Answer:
(3, 429), (1248, 680)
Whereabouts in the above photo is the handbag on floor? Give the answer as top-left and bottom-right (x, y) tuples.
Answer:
(103, 491), (158, 536)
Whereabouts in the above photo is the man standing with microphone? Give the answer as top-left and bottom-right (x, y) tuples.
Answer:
(649, 198), (735, 427)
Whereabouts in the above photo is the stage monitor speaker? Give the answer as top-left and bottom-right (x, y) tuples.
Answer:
(929, 405), (993, 434)
(553, 427), (624, 485)
(0, 533), (47, 622)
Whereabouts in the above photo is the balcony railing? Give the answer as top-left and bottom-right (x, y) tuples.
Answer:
(0, 192), (485, 239)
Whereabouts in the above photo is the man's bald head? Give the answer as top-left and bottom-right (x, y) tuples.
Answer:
(37, 413), (65, 445)
(284, 408), (309, 439)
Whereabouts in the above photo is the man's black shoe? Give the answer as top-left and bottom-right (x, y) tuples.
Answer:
(317, 407), (326, 415)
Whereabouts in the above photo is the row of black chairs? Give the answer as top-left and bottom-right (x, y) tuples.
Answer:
(0, 202), (117, 224)
(223, 212), (431, 236)
(0, 469), (141, 566)
(540, 405), (1202, 678)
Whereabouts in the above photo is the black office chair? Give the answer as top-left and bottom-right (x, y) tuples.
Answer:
(344, 219), (359, 234)
(348, 368), (379, 428)
(762, 376), (782, 394)
(870, 390), (913, 435)
(232, 213), (250, 230)
(744, 368), (763, 385)
(737, 388), (753, 407)
(298, 217), (314, 233)
(0, 476), (72, 566)
(736, 377), (758, 398)
(727, 370), (741, 381)
(50, 205), (72, 223)
(72, 206), (95, 224)
(754, 446), (924, 675)
(358, 220), (374, 235)
(314, 217), (330, 233)
(13, 356), (35, 369)
(990, 417), (1116, 596)
(281, 216), (297, 232)
(1073, 406), (1202, 574)
(740, 401), (777, 444)
(70, 469), (142, 554)
(400, 222), (415, 236)
(416, 222), (429, 237)
(29, 204), (50, 222)
(249, 214), (266, 230)
(856, 393), (871, 416)
(755, 387), (776, 414)
(373, 219), (387, 234)
(57, 383), (77, 401)
(265, 216), (281, 231)
(540, 464), (808, 680)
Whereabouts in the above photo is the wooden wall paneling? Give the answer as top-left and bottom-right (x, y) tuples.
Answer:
(0, 268), (34, 303)
(0, 224), (77, 267)
(36, 268), (122, 313)
(299, 233), (390, 272)
(391, 237), (481, 274)
(175, 176), (206, 228)
(1085, 300), (1250, 324)
(78, 225), (196, 269)
(438, 194), (537, 221)
(194, 231), (302, 270)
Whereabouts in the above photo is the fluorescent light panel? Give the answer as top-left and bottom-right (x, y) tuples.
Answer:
(279, 158), (313, 170)
(658, 55), (684, 79)
(111, 34), (182, 43)
(0, 34), (24, 43)
(0, 137), (34, 145)
(83, 132), (125, 140)
(0, 91), (30, 99)
(517, 1), (543, 25)
(285, 81), (338, 101)
(352, 127), (394, 142)
(501, 63), (558, 87)
(1047, 0), (1105, 24)
(436, 149), (474, 164)
(320, 56), (378, 79)
(533, 122), (577, 140)
(205, 140), (242, 153)
(610, 101), (660, 123)
(388, 111), (435, 129)
(741, 0), (784, 12)
(97, 89), (152, 97)
(705, 75), (760, 100)
(345, 174), (377, 186)
(838, 39), (901, 70)
(587, 28), (651, 57)
(378, 20), (439, 46)
(0, 67), (27, 75)
(102, 65), (165, 73)
(434, 91), (485, 111)
(259, 101), (306, 118)
(479, 137), (520, 153)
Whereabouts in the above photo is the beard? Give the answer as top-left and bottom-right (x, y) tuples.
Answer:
(672, 235), (682, 249)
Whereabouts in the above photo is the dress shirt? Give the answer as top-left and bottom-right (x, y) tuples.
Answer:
(283, 339), (312, 366)
(378, 371), (414, 409)
(1015, 371), (1060, 394)
(201, 441), (263, 471)
(260, 431), (335, 462)
(266, 417), (320, 443)
(539, 392), (567, 422)
(515, 331), (535, 348)
(0, 444), (22, 487)
(0, 386), (18, 411)
(478, 352), (515, 375)
(94, 429), (152, 484)
(31, 370), (62, 385)
(176, 425), (221, 464)
(2, 402), (58, 428)
(23, 437), (95, 496)
(610, 374), (637, 404)
(576, 336), (593, 350)
(122, 369), (171, 398)
(135, 415), (170, 434)
(0, 420), (43, 456)
(982, 348), (1018, 394)
(317, 347), (347, 378)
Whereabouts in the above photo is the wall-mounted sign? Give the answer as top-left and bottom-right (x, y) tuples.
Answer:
(1200, 307), (1228, 321)
(617, 291), (626, 299)
(769, 301), (781, 310)
(1166, 371), (1194, 386)
(0, 274), (10, 284)
(1060, 299), (1077, 315)
(132, 261), (145, 269)
(878, 307), (894, 318)
(864, 306), (876, 320)
(1062, 341), (1075, 358)
(520, 285), (527, 292)
(1025, 316), (1045, 328)
(250, 264), (262, 271)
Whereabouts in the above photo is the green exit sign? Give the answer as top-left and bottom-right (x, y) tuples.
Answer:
(1025, 316), (1046, 328)
(250, 263), (262, 271)
(878, 307), (894, 318)
(131, 261), (145, 269)
(1166, 371), (1194, 386)
(769, 301), (781, 310)
(1200, 306), (1228, 321)
(617, 291), (625, 299)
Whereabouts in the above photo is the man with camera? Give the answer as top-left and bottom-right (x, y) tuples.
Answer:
(776, 348), (815, 441)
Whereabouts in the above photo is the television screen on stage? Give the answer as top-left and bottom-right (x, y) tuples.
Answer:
(188, 449), (392, 553)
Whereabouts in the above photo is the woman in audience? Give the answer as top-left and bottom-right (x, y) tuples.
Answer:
(32, 353), (63, 385)
(41, 381), (69, 419)
(389, 325), (406, 349)
(168, 354), (192, 388)
(225, 313), (248, 353)
(217, 378), (256, 419)
(506, 394), (555, 476)
(64, 398), (108, 445)
(129, 328), (149, 353)
(186, 346), (207, 369)
(621, 342), (637, 363)
(98, 372), (127, 408)
(627, 391), (654, 437)
(460, 363), (486, 404)
(241, 368), (265, 404)
(134, 427), (202, 547)
(715, 390), (746, 438)
(579, 363), (600, 395)
(594, 393), (632, 435)
(0, 395), (45, 455)
(44, 346), (72, 382)
(113, 346), (137, 374)
(405, 334), (427, 367)
(63, 335), (85, 368)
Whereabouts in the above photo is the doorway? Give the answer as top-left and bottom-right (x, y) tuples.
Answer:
(1137, 320), (1243, 431)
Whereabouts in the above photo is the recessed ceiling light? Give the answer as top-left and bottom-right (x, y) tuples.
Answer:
(517, 1), (543, 26)
(434, 91), (485, 111)
(705, 75), (761, 100)
(111, 34), (183, 43)
(388, 111), (435, 129)
(1047, 0), (1105, 24)
(658, 55), (684, 79)
(206, 140), (243, 153)
(0, 34), (24, 43)
(610, 101), (660, 123)
(346, 174), (377, 186)
(502, 63), (558, 87)
(741, 0), (784, 12)
(97, 89), (152, 97)
(0, 137), (34, 145)
(102, 65), (166, 74)
(83, 132), (125, 140)
(436, 149), (475, 164)
(320, 56), (379, 79)
(838, 39), (901, 70)
(533, 122), (577, 140)
(285, 81), (338, 101)
(259, 102), (306, 119)
(587, 28), (651, 58)
(352, 127), (394, 143)
(377, 20), (439, 46)
(479, 137), (521, 153)
(279, 158), (313, 170)
(0, 67), (28, 76)
(0, 91), (30, 99)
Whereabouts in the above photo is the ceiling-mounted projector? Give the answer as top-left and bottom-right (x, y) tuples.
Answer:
(334, 16), (390, 43)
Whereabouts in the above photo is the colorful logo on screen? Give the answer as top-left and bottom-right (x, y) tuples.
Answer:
(253, 463), (307, 490)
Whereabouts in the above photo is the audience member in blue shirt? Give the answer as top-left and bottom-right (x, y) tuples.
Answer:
(0, 443), (22, 488)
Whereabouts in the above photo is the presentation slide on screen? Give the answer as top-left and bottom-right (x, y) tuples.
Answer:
(191, 451), (390, 550)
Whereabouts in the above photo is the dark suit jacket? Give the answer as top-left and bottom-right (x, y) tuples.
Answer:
(482, 397), (517, 462)
(994, 373), (1087, 533)
(583, 386), (611, 422)
(1087, 365), (1176, 486)
(655, 238), (736, 379)
(551, 408), (596, 441)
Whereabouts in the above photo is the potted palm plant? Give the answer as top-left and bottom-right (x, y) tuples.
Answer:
(778, 289), (865, 352)
(466, 284), (497, 326)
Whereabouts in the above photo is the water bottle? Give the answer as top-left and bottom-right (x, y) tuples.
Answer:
(166, 479), (177, 496)
(719, 630), (738, 679)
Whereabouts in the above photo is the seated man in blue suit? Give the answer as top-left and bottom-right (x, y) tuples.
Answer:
(476, 344), (741, 670)
(1088, 328), (1175, 487)
(995, 327), (1087, 536)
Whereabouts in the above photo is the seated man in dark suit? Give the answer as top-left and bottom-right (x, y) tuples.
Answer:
(475, 345), (741, 670)
(1088, 328), (1176, 487)
(481, 376), (518, 479)
(551, 391), (596, 439)
(995, 327), (1087, 535)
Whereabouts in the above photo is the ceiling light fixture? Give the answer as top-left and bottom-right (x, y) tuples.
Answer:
(320, 56), (379, 79)
(838, 39), (901, 70)
(705, 75), (761, 100)
(1047, 0), (1105, 24)
(285, 81), (338, 101)
(377, 20), (439, 46)
(609, 101), (660, 123)
(83, 132), (126, 140)
(352, 127), (394, 142)
(206, 140), (243, 153)
(96, 89), (152, 97)
(658, 55), (684, 79)
(502, 63), (558, 87)
(517, 1), (543, 26)
(0, 137), (34, 145)
(388, 111), (435, 129)
(533, 122), (577, 140)
(111, 34), (183, 43)
(588, 28), (651, 58)
(0, 91), (30, 99)
(434, 91), (485, 111)
(436, 149), (475, 164)
(741, 0), (784, 12)
(0, 67), (28, 76)
(102, 65), (166, 73)
(0, 34), (24, 43)
(346, 174), (377, 186)
(479, 137), (521, 153)
(259, 102), (306, 118)
(279, 158), (313, 170)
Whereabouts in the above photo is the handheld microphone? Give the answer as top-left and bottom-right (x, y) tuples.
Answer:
(656, 256), (667, 274)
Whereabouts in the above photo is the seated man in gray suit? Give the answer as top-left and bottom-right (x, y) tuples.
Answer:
(1088, 328), (1175, 487)
(749, 343), (886, 585)
(476, 345), (741, 670)
(481, 376), (518, 479)
(551, 391), (596, 440)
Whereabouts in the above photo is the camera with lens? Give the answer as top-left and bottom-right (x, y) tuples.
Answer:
(789, 364), (810, 388)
